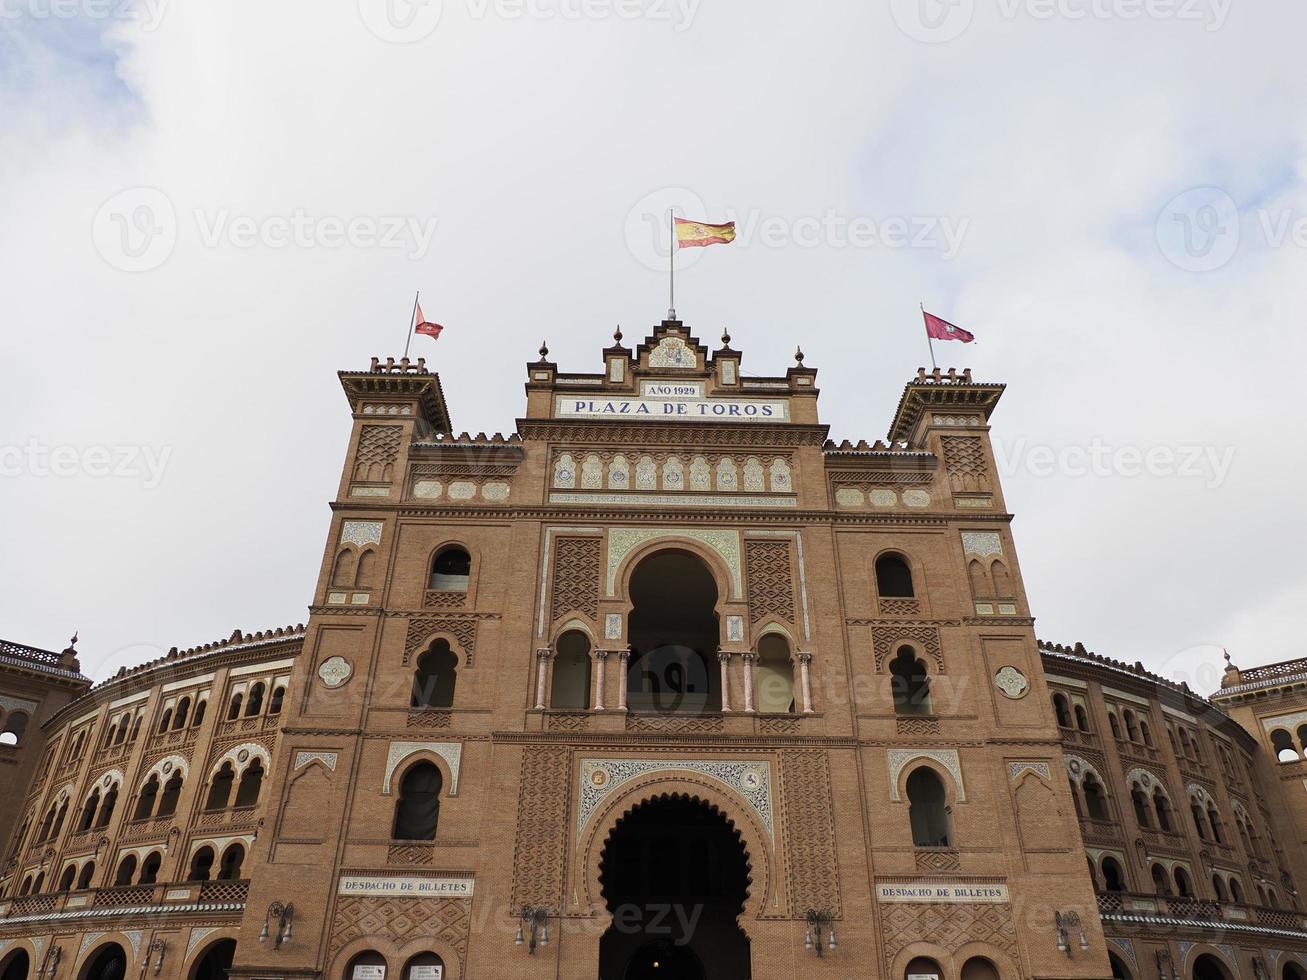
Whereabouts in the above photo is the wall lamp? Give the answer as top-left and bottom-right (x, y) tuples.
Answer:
(804, 909), (837, 956)
(140, 938), (167, 977)
(1054, 910), (1087, 956)
(1155, 948), (1180, 980)
(259, 901), (294, 949)
(514, 906), (551, 953)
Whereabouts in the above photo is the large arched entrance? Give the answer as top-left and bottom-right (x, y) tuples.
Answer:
(0, 949), (29, 980)
(626, 550), (720, 714)
(79, 944), (127, 980)
(189, 939), (235, 980)
(598, 795), (751, 980)
(1192, 953), (1233, 980)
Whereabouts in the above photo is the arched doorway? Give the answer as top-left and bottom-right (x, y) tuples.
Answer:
(598, 795), (751, 980)
(402, 951), (445, 979)
(0, 949), (29, 980)
(190, 939), (235, 980)
(1192, 953), (1233, 980)
(626, 551), (720, 713)
(1286, 963), (1307, 980)
(79, 944), (127, 980)
(1109, 951), (1134, 979)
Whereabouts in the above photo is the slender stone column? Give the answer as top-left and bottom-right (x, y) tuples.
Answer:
(718, 651), (732, 713)
(593, 650), (608, 711)
(534, 648), (552, 710)
(617, 650), (630, 712)
(742, 653), (756, 713)
(798, 652), (815, 714)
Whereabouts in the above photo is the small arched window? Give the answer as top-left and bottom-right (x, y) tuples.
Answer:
(96, 785), (118, 828)
(193, 700), (207, 727)
(139, 851), (162, 885)
(1101, 856), (1125, 892)
(79, 788), (101, 832)
(1206, 804), (1225, 844)
(906, 956), (944, 980)
(188, 847), (215, 882)
(430, 547), (472, 591)
(129, 715), (143, 741)
(1108, 712), (1121, 739)
(235, 759), (264, 808)
(50, 799), (69, 839)
(1140, 720), (1153, 747)
(76, 861), (95, 890)
(1131, 785), (1152, 828)
(755, 633), (796, 714)
(906, 767), (951, 847)
(1212, 874), (1228, 902)
(550, 631), (592, 711)
(1052, 693), (1071, 728)
(31, 871), (44, 894)
(1074, 704), (1090, 732)
(205, 762), (235, 811)
(218, 842), (245, 880)
(173, 698), (190, 730)
(227, 693), (243, 721)
(156, 772), (184, 818)
(19, 874), (32, 896)
(114, 716), (128, 745)
(156, 708), (173, 734)
(1151, 863), (1172, 896)
(1229, 877), (1244, 904)
(392, 762), (443, 841)
(3, 713), (30, 746)
(1191, 799), (1210, 840)
(58, 864), (77, 892)
(114, 854), (138, 886)
(890, 646), (932, 716)
(1273, 729), (1300, 763)
(1153, 788), (1173, 832)
(1123, 710), (1139, 742)
(269, 687), (285, 715)
(1082, 773), (1109, 821)
(1174, 866), (1194, 898)
(1178, 728), (1194, 758)
(874, 553), (914, 598)
(245, 683), (265, 717)
(412, 641), (458, 709)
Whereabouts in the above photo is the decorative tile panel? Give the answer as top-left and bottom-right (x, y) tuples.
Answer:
(340, 520), (383, 548)
(606, 527), (742, 597)
(888, 748), (965, 801)
(1008, 761), (1051, 782)
(384, 741), (462, 795)
(294, 750), (339, 771)
(961, 531), (1002, 557)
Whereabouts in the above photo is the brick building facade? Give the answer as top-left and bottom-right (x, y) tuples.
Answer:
(1, 320), (1303, 979)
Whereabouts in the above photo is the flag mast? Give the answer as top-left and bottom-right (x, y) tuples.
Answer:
(402, 290), (420, 360)
(667, 208), (676, 320)
(920, 302), (937, 371)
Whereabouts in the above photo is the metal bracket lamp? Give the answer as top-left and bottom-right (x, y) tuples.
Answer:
(1054, 910), (1088, 956)
(803, 909), (837, 956)
(514, 906), (551, 954)
(140, 939), (166, 978)
(259, 901), (294, 949)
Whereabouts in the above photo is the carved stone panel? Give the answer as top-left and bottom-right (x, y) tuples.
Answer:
(510, 746), (571, 909)
(781, 749), (841, 916)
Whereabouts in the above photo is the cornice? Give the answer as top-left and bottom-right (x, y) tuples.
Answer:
(515, 419), (830, 448)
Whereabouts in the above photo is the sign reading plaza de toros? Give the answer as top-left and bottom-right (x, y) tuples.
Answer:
(555, 381), (789, 422)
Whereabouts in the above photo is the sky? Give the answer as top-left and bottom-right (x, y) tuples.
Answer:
(1, 0), (1303, 691)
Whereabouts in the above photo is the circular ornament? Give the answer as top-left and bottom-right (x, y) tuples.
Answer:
(994, 665), (1029, 699)
(318, 656), (354, 689)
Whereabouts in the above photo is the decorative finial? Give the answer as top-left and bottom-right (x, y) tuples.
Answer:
(613, 325), (623, 343)
(69, 631), (78, 648)
(538, 341), (549, 362)
(795, 346), (804, 364)
(721, 328), (731, 346)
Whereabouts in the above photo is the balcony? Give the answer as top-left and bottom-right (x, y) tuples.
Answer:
(194, 806), (260, 832)
(120, 815), (174, 844)
(1097, 891), (1307, 933)
(1078, 818), (1123, 845)
(145, 726), (199, 753)
(217, 713), (281, 737)
(91, 741), (133, 767)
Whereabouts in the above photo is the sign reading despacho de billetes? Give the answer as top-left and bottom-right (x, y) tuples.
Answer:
(555, 394), (789, 422)
(337, 874), (474, 898)
(875, 883), (1009, 903)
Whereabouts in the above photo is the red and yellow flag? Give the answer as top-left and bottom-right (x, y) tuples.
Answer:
(675, 217), (736, 249)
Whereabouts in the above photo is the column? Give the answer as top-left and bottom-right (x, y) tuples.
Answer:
(593, 650), (608, 712)
(798, 652), (815, 714)
(534, 648), (552, 710)
(718, 651), (732, 713)
(617, 650), (630, 712)
(742, 653), (756, 713)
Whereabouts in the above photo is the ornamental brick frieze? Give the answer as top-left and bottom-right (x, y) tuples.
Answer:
(517, 420), (829, 447)
(870, 624), (945, 673)
(745, 540), (795, 626)
(328, 896), (471, 962)
(550, 536), (601, 621)
(404, 617), (479, 666)
(510, 745), (571, 910)
(780, 749), (841, 917)
(878, 900), (1018, 965)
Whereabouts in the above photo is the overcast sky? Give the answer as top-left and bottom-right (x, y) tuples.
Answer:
(2, 0), (1303, 690)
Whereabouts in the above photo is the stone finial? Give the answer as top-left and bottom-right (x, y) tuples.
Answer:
(539, 341), (549, 362)
(1220, 648), (1243, 688)
(794, 346), (804, 364)
(614, 325), (623, 343)
(59, 631), (81, 670)
(722, 328), (731, 346)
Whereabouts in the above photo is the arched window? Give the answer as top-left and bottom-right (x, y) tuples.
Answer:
(412, 640), (458, 709)
(1108, 712), (1121, 739)
(755, 633), (796, 714)
(226, 693), (243, 721)
(1140, 720), (1153, 747)
(1151, 863), (1172, 896)
(1052, 693), (1071, 728)
(129, 715), (143, 741)
(1131, 785), (1151, 828)
(1082, 773), (1109, 821)
(193, 700), (207, 727)
(1109, 952), (1135, 980)
(188, 846), (215, 882)
(403, 953), (446, 980)
(1206, 804), (1225, 844)
(156, 771), (184, 817)
(37, 803), (57, 841)
(114, 716), (128, 744)
(331, 548), (357, 588)
(1191, 799), (1210, 840)
(1086, 856), (1100, 889)
(890, 646), (932, 716)
(157, 708), (173, 734)
(245, 683), (265, 717)
(114, 854), (137, 886)
(1101, 856), (1125, 892)
(1272, 729), (1299, 762)
(269, 686), (285, 715)
(235, 759), (264, 808)
(1074, 704), (1090, 732)
(1, 712), (29, 746)
(18, 874), (32, 896)
(139, 851), (162, 884)
(102, 722), (118, 748)
(173, 697), (190, 730)
(218, 842), (245, 880)
(961, 956), (1001, 980)
(1229, 877), (1244, 904)
(875, 553), (914, 598)
(906, 767), (951, 847)
(1153, 788), (1173, 832)
(967, 559), (991, 599)
(50, 799), (69, 839)
(1178, 728), (1193, 758)
(77, 861), (95, 890)
(79, 788), (101, 832)
(205, 762), (235, 810)
(392, 762), (443, 841)
(346, 952), (389, 980)
(1123, 710), (1139, 742)
(31, 871), (44, 894)
(550, 631), (592, 710)
(1174, 866), (1194, 898)
(430, 547), (471, 590)
(905, 957), (944, 980)
(58, 864), (77, 891)
(1212, 874), (1228, 902)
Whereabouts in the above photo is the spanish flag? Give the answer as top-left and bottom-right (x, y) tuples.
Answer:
(675, 217), (736, 249)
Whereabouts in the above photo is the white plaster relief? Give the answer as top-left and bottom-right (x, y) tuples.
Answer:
(384, 741), (462, 796)
(605, 527), (742, 597)
(888, 748), (966, 801)
(340, 520), (383, 548)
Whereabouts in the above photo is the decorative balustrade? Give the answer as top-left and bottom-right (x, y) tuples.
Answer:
(8, 894), (57, 916)
(1078, 818), (1122, 845)
(1098, 891), (1307, 933)
(217, 714), (282, 737)
(145, 727), (199, 753)
(93, 884), (155, 908)
(120, 815), (173, 843)
(91, 741), (133, 767)
(195, 806), (259, 832)
(198, 878), (249, 904)
(406, 709), (453, 730)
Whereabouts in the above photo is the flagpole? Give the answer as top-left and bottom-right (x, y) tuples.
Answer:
(402, 290), (419, 360)
(920, 302), (937, 371)
(667, 208), (676, 321)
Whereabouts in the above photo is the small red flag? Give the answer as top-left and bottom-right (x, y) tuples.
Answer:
(923, 310), (975, 343)
(415, 301), (443, 340)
